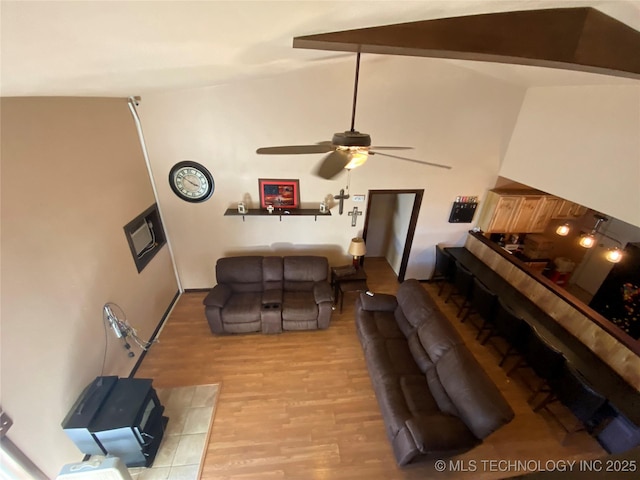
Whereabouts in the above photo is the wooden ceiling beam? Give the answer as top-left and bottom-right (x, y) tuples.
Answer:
(293, 7), (640, 79)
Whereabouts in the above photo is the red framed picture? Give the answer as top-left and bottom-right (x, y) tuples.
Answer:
(258, 179), (300, 209)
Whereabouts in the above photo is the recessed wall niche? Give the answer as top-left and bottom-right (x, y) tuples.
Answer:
(123, 204), (166, 273)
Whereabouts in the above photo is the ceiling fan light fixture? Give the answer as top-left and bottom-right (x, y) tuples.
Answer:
(341, 147), (369, 170)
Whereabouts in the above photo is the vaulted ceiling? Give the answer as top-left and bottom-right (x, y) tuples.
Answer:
(2, 1), (640, 97)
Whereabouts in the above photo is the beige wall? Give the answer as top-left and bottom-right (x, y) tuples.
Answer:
(500, 85), (640, 227)
(0, 97), (179, 477)
(139, 55), (525, 285)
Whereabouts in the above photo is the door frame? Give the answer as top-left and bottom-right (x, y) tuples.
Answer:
(362, 189), (424, 282)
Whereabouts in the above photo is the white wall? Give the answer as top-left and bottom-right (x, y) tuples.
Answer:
(139, 55), (525, 285)
(387, 193), (416, 275)
(500, 85), (640, 227)
(0, 98), (179, 477)
(365, 194), (395, 256)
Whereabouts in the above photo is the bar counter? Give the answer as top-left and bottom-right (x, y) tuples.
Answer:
(446, 244), (640, 425)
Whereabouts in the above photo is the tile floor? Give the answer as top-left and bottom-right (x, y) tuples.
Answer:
(128, 384), (219, 480)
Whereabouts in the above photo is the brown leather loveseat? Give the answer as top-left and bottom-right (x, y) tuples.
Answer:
(203, 255), (333, 334)
(355, 279), (514, 466)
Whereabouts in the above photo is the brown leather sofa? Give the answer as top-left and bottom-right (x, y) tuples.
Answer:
(355, 279), (514, 466)
(203, 256), (333, 334)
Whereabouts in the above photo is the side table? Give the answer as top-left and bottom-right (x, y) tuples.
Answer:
(331, 265), (368, 311)
(338, 279), (369, 313)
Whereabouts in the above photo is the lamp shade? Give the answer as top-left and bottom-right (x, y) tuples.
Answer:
(348, 237), (367, 257)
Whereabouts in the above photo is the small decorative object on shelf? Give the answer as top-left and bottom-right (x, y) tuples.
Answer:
(267, 205), (275, 214)
(320, 201), (327, 213)
(238, 202), (246, 214)
(449, 196), (478, 223)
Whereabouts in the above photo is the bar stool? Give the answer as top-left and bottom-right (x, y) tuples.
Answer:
(444, 261), (474, 318)
(508, 325), (565, 404)
(489, 299), (533, 367)
(432, 245), (455, 296)
(461, 277), (498, 343)
(534, 362), (607, 444)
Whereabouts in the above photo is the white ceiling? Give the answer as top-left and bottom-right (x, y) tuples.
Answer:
(1, 0), (639, 97)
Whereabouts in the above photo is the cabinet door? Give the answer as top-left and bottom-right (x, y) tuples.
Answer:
(530, 197), (560, 232)
(509, 196), (542, 232)
(553, 200), (587, 219)
(570, 204), (588, 217)
(487, 196), (521, 232)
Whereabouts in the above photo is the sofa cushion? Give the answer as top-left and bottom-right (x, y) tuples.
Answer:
(400, 375), (439, 414)
(355, 296), (404, 348)
(263, 256), (283, 291)
(405, 414), (479, 454)
(426, 366), (460, 417)
(407, 332), (433, 372)
(262, 289), (282, 305)
(395, 279), (438, 331)
(283, 256), (328, 291)
(216, 256), (264, 292)
(220, 292), (262, 324)
(283, 291), (318, 321)
(416, 315), (464, 365)
(436, 346), (515, 439)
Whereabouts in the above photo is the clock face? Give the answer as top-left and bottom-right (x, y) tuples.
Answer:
(169, 161), (214, 202)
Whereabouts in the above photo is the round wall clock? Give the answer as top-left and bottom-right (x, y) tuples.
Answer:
(168, 161), (214, 203)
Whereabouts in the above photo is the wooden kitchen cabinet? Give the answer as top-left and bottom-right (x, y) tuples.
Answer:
(552, 199), (588, 219)
(477, 189), (553, 233)
(509, 196), (543, 232)
(476, 191), (522, 233)
(529, 196), (560, 232)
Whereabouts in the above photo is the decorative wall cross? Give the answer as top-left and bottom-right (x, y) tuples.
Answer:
(348, 207), (362, 227)
(333, 188), (350, 215)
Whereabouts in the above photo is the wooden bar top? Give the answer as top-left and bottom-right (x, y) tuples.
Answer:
(446, 244), (640, 425)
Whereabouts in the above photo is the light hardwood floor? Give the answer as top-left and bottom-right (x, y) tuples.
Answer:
(135, 258), (605, 479)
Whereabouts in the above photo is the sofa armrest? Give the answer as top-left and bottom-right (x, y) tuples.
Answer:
(313, 282), (333, 304)
(203, 284), (232, 308)
(358, 292), (398, 312)
(405, 414), (479, 454)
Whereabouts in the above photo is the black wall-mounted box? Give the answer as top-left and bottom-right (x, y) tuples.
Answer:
(448, 202), (478, 223)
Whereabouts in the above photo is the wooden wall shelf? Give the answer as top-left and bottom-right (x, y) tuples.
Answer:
(224, 208), (331, 221)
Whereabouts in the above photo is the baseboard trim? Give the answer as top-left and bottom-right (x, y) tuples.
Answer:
(129, 289), (181, 378)
(184, 288), (210, 293)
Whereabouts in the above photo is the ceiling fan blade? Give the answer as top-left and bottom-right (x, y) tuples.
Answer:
(314, 150), (350, 179)
(256, 144), (335, 155)
(369, 146), (414, 151)
(370, 151), (452, 170)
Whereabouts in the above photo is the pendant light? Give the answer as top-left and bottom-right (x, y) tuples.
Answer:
(578, 214), (625, 263)
(605, 247), (623, 263)
(579, 215), (607, 249)
(555, 223), (571, 236)
(579, 234), (597, 248)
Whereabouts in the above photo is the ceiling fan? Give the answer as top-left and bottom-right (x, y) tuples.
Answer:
(256, 52), (452, 179)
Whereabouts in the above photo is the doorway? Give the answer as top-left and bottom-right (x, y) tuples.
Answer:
(362, 189), (424, 282)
